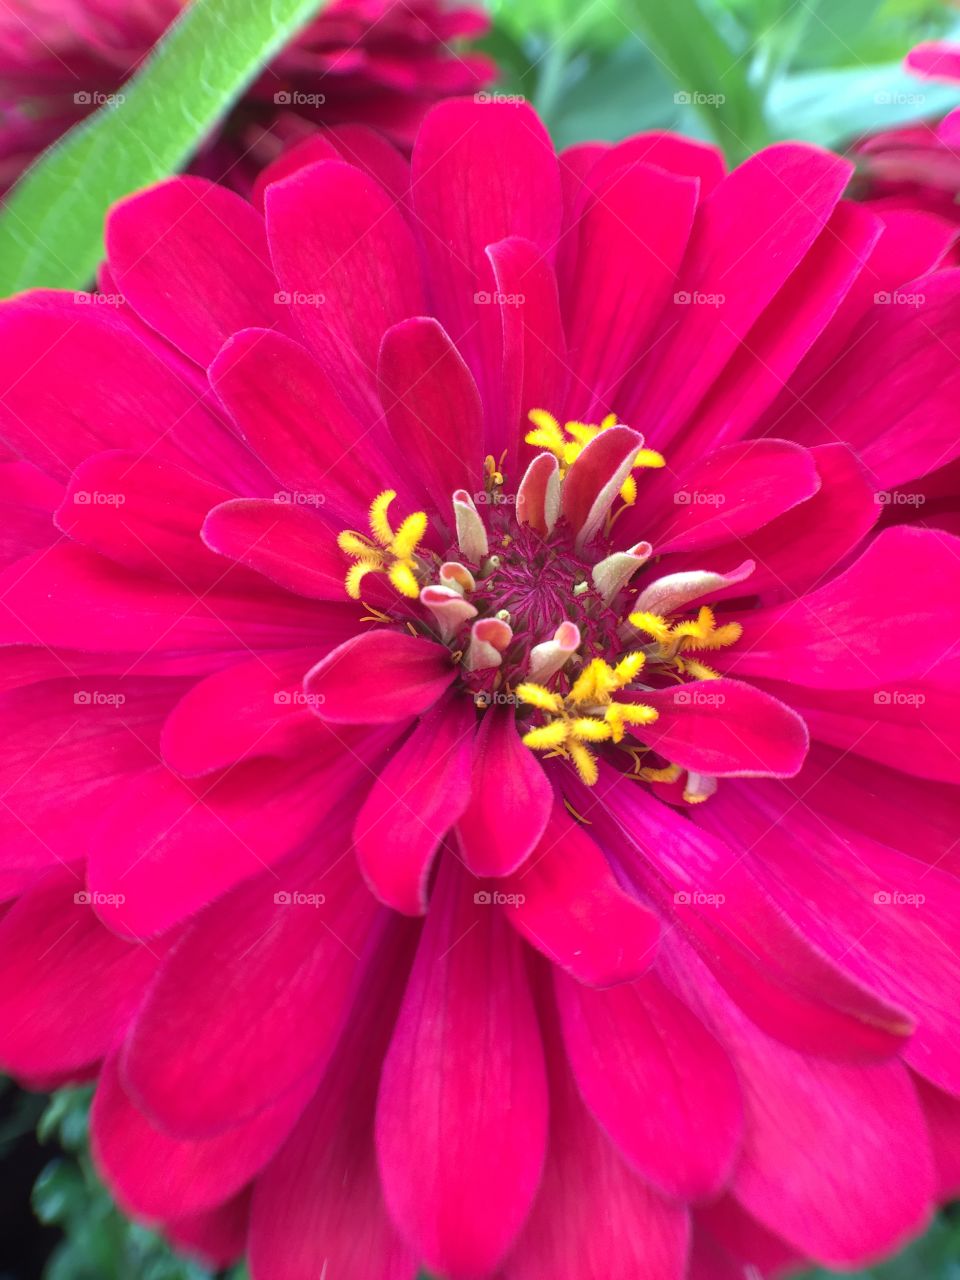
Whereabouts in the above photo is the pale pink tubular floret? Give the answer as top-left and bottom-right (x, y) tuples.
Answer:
(0, 95), (957, 1280)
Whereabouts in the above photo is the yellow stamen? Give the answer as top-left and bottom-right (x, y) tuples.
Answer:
(524, 409), (664, 507)
(517, 654), (657, 785)
(629, 605), (742, 665)
(338, 490), (429, 600)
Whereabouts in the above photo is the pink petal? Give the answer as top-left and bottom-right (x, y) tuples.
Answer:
(57, 452), (237, 587)
(799, 742), (960, 873)
(253, 123), (410, 213)
(561, 425), (645, 549)
(486, 237), (569, 467)
(636, 678), (809, 778)
(106, 177), (287, 366)
(0, 675), (183, 896)
(161, 649), (335, 776)
(622, 144), (852, 443)
(89, 748), (365, 938)
(503, 802), (660, 987)
(669, 443), (877, 600)
(917, 1077), (960, 1198)
(502, 990), (689, 1280)
(455, 707), (553, 878)
(265, 161), (424, 417)
(663, 944), (934, 1263)
(595, 775), (914, 1060)
(906, 40), (960, 81)
(758, 673), (960, 784)
(0, 297), (229, 482)
(676, 202), (881, 458)
(209, 328), (396, 524)
(248, 919), (419, 1280)
(376, 856), (548, 1278)
(766, 206), (958, 421)
(649, 439), (821, 554)
(92, 1048), (317, 1220)
(556, 968), (742, 1198)
(0, 544), (334, 655)
(411, 100), (560, 422)
(773, 269), (960, 488)
(202, 498), (349, 600)
(305, 631), (455, 723)
(717, 982), (933, 1262)
(165, 1191), (250, 1269)
(123, 840), (379, 1137)
(562, 161), (698, 419)
(706, 779), (960, 1096)
(378, 317), (483, 511)
(715, 526), (960, 688)
(0, 868), (161, 1078)
(354, 696), (476, 915)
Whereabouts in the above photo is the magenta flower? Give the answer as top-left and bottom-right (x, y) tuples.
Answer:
(0, 100), (959, 1279)
(851, 41), (960, 225)
(0, 0), (492, 192)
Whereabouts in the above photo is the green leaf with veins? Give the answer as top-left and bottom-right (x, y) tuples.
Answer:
(0, 0), (328, 296)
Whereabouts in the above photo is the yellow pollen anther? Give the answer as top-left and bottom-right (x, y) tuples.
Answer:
(629, 605), (742, 665)
(524, 409), (665, 506)
(516, 654), (658, 785)
(338, 490), (429, 600)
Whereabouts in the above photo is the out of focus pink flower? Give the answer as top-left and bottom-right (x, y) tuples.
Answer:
(851, 40), (960, 223)
(0, 101), (958, 1279)
(0, 0), (493, 192)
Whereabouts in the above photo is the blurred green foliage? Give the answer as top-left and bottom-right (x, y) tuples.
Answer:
(483, 0), (960, 151)
(33, 1088), (247, 1280)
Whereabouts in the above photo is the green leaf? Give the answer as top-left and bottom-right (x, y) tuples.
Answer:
(768, 62), (960, 148)
(621, 0), (772, 162)
(0, 0), (328, 296)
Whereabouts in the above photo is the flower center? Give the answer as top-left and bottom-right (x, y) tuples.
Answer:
(333, 409), (744, 796)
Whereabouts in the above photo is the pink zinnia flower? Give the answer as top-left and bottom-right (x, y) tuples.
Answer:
(0, 0), (492, 192)
(0, 100), (959, 1279)
(851, 41), (960, 225)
